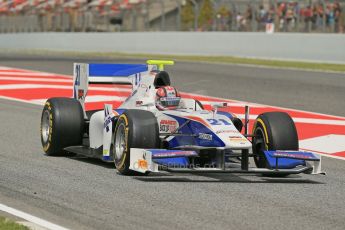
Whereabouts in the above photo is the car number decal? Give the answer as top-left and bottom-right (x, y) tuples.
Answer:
(207, 119), (232, 126)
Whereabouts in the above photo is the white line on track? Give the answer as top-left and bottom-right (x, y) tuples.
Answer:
(84, 95), (128, 103)
(0, 76), (72, 83)
(0, 72), (64, 77)
(30, 99), (55, 105)
(0, 84), (73, 90)
(0, 84), (132, 92)
(0, 66), (71, 78)
(0, 203), (70, 230)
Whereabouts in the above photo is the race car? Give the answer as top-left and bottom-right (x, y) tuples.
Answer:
(40, 60), (323, 176)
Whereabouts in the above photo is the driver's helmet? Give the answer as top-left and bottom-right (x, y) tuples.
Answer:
(155, 86), (181, 110)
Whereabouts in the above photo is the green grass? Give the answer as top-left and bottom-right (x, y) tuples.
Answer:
(0, 217), (30, 230)
(126, 53), (345, 72)
(2, 49), (345, 73)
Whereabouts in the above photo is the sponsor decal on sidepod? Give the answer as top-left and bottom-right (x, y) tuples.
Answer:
(160, 120), (178, 132)
(198, 133), (213, 141)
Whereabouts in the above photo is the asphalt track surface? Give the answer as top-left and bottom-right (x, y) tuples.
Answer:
(1, 55), (345, 230)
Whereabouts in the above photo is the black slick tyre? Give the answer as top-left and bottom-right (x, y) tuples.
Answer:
(252, 112), (298, 169)
(40, 97), (84, 156)
(114, 110), (160, 175)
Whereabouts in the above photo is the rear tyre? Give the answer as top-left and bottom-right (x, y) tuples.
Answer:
(252, 112), (298, 171)
(40, 98), (84, 156)
(114, 110), (160, 175)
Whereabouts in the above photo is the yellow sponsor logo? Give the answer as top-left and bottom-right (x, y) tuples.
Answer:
(138, 159), (148, 170)
(103, 149), (109, 155)
(229, 137), (247, 144)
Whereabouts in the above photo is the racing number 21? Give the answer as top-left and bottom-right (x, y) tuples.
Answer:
(207, 119), (232, 126)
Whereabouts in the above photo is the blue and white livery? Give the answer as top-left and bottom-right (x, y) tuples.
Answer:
(41, 60), (324, 177)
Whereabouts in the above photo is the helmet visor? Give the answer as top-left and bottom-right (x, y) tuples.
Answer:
(160, 97), (180, 107)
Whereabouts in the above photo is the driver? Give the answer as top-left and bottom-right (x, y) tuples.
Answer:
(155, 86), (181, 110)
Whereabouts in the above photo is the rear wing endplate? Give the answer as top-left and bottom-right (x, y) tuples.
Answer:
(73, 63), (148, 118)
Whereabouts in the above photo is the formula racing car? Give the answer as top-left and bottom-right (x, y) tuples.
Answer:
(40, 60), (323, 176)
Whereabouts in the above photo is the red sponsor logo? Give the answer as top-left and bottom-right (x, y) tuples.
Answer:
(160, 120), (177, 125)
(160, 120), (177, 132)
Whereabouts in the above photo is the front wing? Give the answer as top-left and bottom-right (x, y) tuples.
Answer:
(129, 148), (324, 175)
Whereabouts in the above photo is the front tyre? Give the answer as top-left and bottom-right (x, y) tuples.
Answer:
(252, 112), (298, 169)
(40, 98), (84, 156)
(114, 110), (160, 175)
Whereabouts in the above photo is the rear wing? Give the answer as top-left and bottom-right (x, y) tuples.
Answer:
(73, 63), (149, 117)
(87, 63), (148, 84)
(72, 60), (175, 118)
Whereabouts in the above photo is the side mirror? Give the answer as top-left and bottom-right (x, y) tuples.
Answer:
(210, 102), (228, 117)
(210, 102), (228, 110)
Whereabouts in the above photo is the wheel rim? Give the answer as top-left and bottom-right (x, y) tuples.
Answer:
(253, 127), (267, 168)
(115, 123), (126, 161)
(41, 110), (50, 143)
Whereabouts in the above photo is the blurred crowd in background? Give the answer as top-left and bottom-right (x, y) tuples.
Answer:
(0, 0), (344, 33)
(236, 1), (344, 33)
